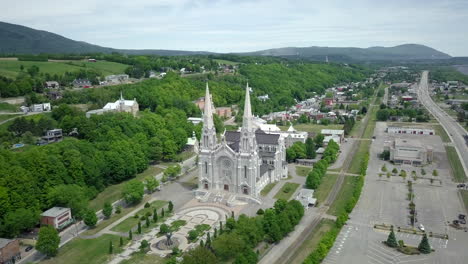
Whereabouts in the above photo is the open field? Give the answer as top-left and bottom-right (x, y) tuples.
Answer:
(314, 174), (339, 204)
(213, 59), (240, 65)
(279, 123), (343, 135)
(0, 113), (22, 122)
(296, 166), (312, 177)
(110, 200), (168, 233)
(445, 146), (467, 182)
(261, 182), (278, 196)
(346, 140), (370, 175)
(461, 190), (468, 213)
(89, 166), (163, 211)
(41, 234), (126, 264)
(432, 124), (451, 143)
(289, 219), (335, 264)
(120, 252), (166, 264)
(0, 102), (19, 112)
(327, 177), (358, 216)
(273, 182), (300, 200)
(0, 60), (128, 78)
(362, 106), (378, 139)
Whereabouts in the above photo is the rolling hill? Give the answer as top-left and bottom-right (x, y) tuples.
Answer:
(0, 21), (452, 62)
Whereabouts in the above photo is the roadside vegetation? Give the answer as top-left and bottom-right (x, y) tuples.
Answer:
(445, 146), (467, 182)
(274, 182), (300, 200)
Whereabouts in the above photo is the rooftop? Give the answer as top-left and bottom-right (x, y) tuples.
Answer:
(321, 129), (344, 135)
(41, 207), (70, 218)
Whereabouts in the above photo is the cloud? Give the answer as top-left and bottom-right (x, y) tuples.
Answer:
(1, 0), (467, 55)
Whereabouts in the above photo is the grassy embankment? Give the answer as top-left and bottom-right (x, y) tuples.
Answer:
(260, 182), (278, 196)
(273, 182), (300, 200)
(314, 174), (339, 204)
(445, 146), (467, 182)
(460, 190), (468, 214)
(110, 200), (168, 233)
(41, 234), (126, 264)
(296, 166), (312, 177)
(279, 124), (343, 135)
(0, 60), (128, 78)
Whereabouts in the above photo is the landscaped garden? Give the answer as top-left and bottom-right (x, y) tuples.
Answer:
(274, 182), (300, 200)
(111, 200), (168, 233)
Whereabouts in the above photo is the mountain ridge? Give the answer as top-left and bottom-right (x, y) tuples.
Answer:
(0, 21), (452, 61)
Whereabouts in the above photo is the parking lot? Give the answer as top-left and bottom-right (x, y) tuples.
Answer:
(322, 122), (468, 264)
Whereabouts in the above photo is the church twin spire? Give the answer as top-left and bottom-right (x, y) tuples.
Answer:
(201, 82), (255, 153)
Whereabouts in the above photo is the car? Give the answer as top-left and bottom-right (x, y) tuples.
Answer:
(460, 219), (467, 225)
(418, 224), (425, 231)
(25, 245), (33, 252)
(457, 184), (466, 188)
(459, 214), (466, 220)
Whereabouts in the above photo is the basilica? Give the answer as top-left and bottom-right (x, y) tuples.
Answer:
(198, 83), (288, 201)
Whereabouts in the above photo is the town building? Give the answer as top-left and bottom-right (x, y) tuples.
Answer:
(31, 103), (51, 112)
(40, 129), (63, 144)
(105, 74), (129, 84)
(72, 79), (91, 88)
(321, 129), (345, 143)
(385, 138), (433, 166)
(215, 107), (232, 118)
(296, 189), (317, 209)
(197, 83), (288, 203)
(47, 91), (62, 100)
(40, 207), (73, 230)
(86, 93), (139, 118)
(387, 126), (435, 135)
(323, 98), (334, 106)
(44, 81), (60, 89)
(186, 131), (199, 154)
(0, 238), (21, 264)
(187, 117), (203, 125)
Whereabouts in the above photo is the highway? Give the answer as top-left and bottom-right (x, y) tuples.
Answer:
(417, 70), (468, 179)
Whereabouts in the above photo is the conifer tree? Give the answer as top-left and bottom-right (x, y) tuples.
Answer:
(153, 209), (158, 222)
(418, 234), (431, 254)
(146, 217), (150, 228)
(168, 201), (174, 212)
(214, 228), (218, 238)
(120, 237), (123, 247)
(138, 222), (142, 234)
(161, 208), (165, 217)
(129, 230), (133, 240)
(109, 241), (113, 254)
(206, 232), (211, 247)
(200, 239), (204, 247)
(386, 229), (398, 248)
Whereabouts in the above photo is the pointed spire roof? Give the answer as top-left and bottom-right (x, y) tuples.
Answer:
(203, 82), (214, 129)
(242, 82), (252, 131)
(120, 91), (124, 101)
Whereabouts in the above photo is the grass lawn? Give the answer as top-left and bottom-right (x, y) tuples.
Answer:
(120, 252), (167, 264)
(0, 60), (128, 78)
(273, 182), (300, 200)
(0, 102), (19, 112)
(289, 219), (336, 264)
(327, 177), (358, 216)
(296, 166), (312, 177)
(347, 140), (370, 175)
(314, 174), (339, 204)
(0, 114), (22, 122)
(88, 166), (163, 211)
(278, 124), (343, 135)
(432, 124), (451, 143)
(362, 106), (377, 139)
(176, 151), (195, 161)
(213, 59), (240, 65)
(460, 190), (468, 213)
(111, 200), (168, 233)
(260, 182), (278, 196)
(41, 234), (126, 264)
(0, 112), (49, 132)
(349, 120), (363, 137)
(445, 146), (467, 182)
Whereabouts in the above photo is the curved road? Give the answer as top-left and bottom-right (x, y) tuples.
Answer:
(418, 70), (468, 179)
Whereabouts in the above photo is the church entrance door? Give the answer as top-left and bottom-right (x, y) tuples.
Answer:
(204, 183), (209, 189)
(224, 184), (229, 191)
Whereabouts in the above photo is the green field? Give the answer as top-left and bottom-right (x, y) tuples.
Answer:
(279, 124), (343, 135)
(273, 182), (300, 200)
(296, 166), (312, 177)
(289, 219), (336, 264)
(0, 102), (19, 112)
(347, 141), (370, 175)
(0, 114), (22, 122)
(445, 146), (467, 182)
(89, 166), (163, 211)
(461, 190), (468, 214)
(213, 59), (240, 65)
(0, 60), (128, 78)
(260, 182), (278, 196)
(120, 252), (166, 264)
(110, 200), (168, 233)
(314, 174), (339, 204)
(41, 234), (126, 264)
(327, 177), (358, 216)
(362, 106), (378, 139)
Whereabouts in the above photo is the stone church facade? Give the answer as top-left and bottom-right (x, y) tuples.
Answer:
(198, 83), (288, 201)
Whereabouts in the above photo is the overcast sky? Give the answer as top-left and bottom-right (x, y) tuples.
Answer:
(2, 0), (468, 56)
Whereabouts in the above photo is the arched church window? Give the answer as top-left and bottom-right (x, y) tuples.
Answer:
(244, 166), (247, 179)
(205, 162), (208, 174)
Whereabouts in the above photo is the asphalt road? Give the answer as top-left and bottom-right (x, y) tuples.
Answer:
(418, 70), (468, 179)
